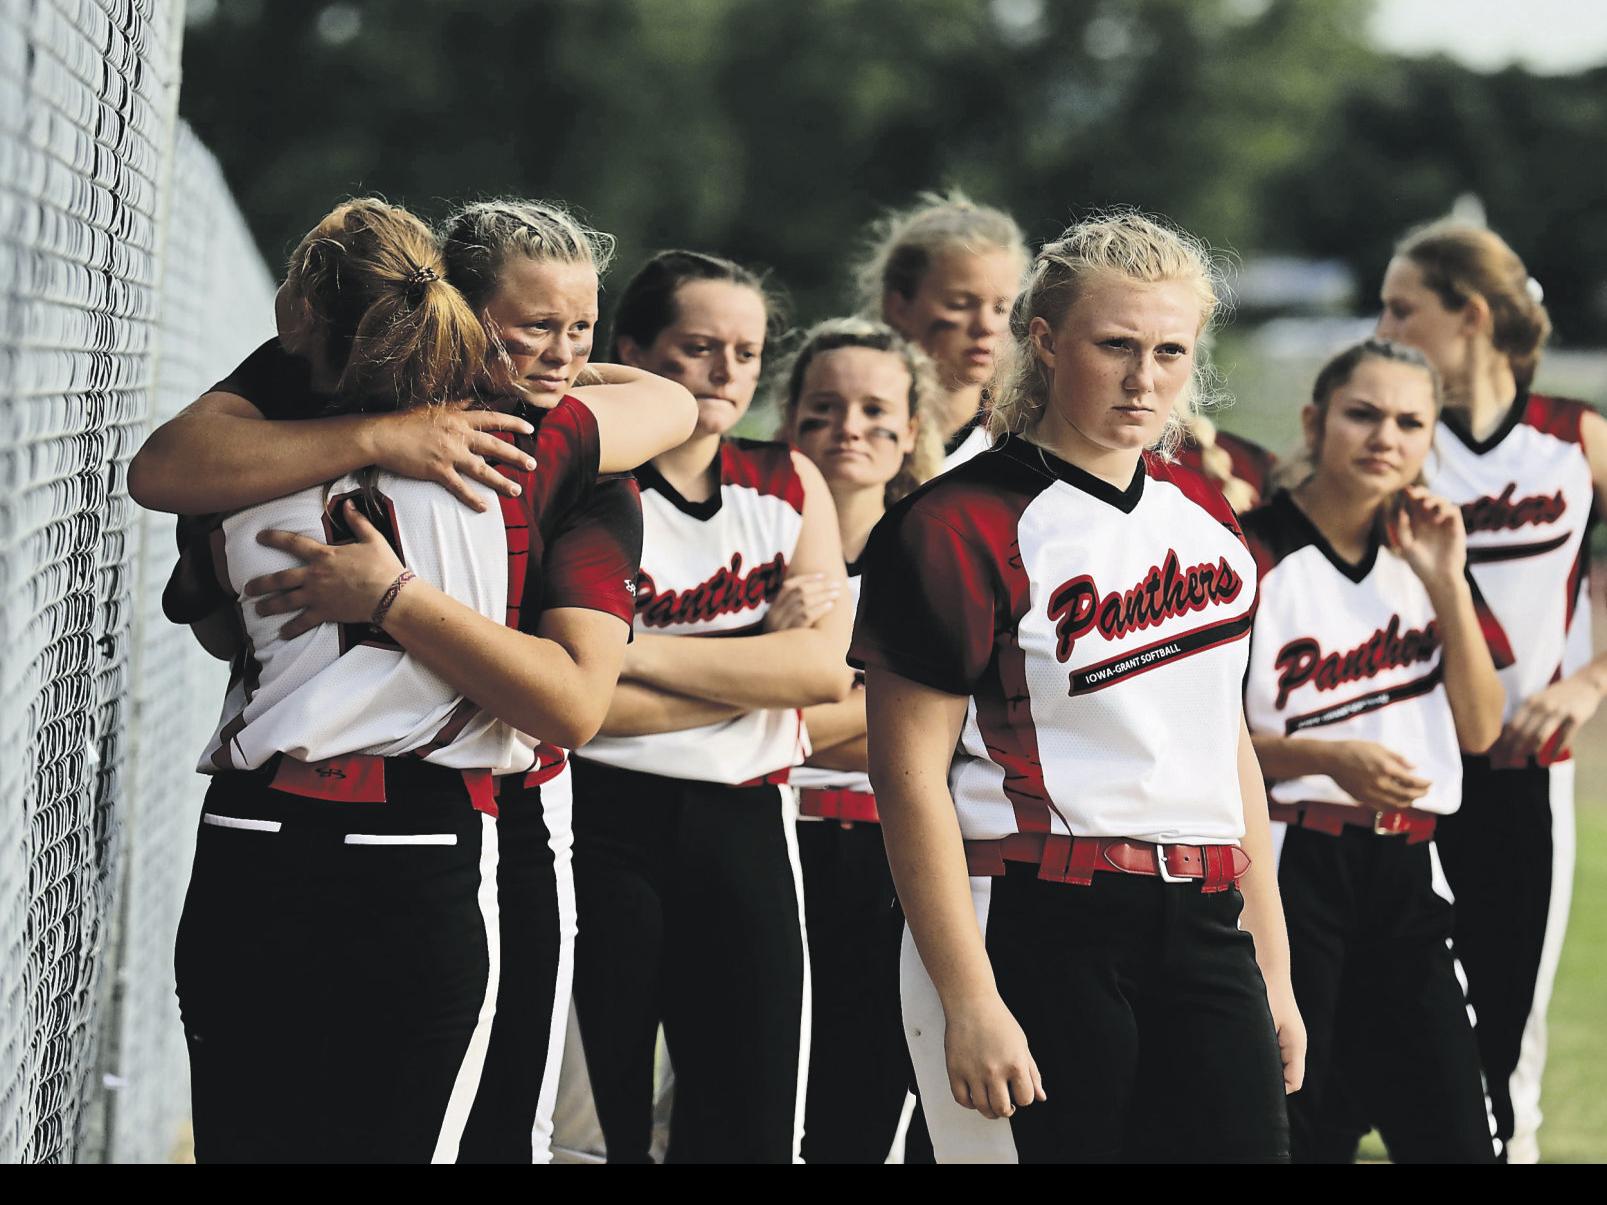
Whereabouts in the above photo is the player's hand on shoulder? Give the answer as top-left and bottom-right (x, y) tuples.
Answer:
(942, 992), (1046, 1121)
(246, 500), (408, 641)
(1327, 740), (1431, 810)
(1390, 485), (1467, 590)
(369, 401), (537, 512)
(762, 574), (843, 632)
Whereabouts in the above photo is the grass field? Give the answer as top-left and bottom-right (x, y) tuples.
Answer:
(1538, 758), (1607, 1163)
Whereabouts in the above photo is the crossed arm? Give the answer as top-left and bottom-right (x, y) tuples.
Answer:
(598, 451), (855, 738)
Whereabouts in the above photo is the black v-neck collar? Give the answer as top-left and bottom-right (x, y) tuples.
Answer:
(636, 457), (723, 521)
(944, 409), (985, 458)
(1439, 392), (1527, 456)
(1277, 489), (1380, 585)
(998, 437), (1146, 513)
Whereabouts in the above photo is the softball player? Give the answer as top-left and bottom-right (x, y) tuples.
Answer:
(1377, 222), (1607, 1163)
(853, 212), (1302, 1164)
(567, 250), (854, 1164)
(773, 317), (944, 1163)
(145, 198), (689, 1162)
(166, 200), (641, 1162)
(1242, 338), (1504, 1163)
(853, 191), (1028, 472)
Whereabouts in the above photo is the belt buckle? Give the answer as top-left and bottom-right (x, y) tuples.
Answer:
(1154, 843), (1190, 883)
(1372, 811), (1406, 837)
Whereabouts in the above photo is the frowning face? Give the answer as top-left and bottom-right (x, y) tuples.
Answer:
(789, 345), (916, 492)
(620, 280), (768, 438)
(482, 256), (600, 405)
(885, 247), (1021, 392)
(1030, 273), (1202, 460)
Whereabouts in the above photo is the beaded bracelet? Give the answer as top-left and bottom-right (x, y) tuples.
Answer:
(371, 569), (416, 629)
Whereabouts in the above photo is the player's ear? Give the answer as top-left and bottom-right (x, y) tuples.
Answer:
(1028, 316), (1055, 369)
(899, 414), (917, 455)
(615, 335), (646, 369)
(883, 288), (912, 334)
(1461, 292), (1493, 340)
(1300, 404), (1321, 457)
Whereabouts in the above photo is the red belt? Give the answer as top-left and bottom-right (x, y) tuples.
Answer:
(964, 832), (1249, 893)
(269, 754), (498, 817)
(798, 788), (880, 823)
(1270, 801), (1436, 844)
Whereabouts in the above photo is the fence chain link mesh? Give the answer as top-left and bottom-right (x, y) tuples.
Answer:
(1, 0), (272, 1162)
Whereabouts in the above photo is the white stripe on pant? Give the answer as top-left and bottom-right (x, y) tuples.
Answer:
(432, 812), (503, 1162)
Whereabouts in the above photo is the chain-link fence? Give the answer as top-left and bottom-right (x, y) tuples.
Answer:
(1, 0), (271, 1163)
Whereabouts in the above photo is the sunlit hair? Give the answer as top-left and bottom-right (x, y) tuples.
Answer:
(986, 210), (1227, 456)
(1276, 337), (1442, 489)
(852, 188), (1028, 320)
(1395, 220), (1552, 393)
(439, 198), (616, 308)
(440, 199), (616, 399)
(774, 317), (945, 506)
(608, 248), (783, 360)
(1181, 413), (1255, 511)
(282, 197), (489, 411)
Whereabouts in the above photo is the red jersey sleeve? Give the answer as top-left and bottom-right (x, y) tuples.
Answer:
(850, 503), (1000, 696)
(513, 395), (602, 530)
(541, 473), (644, 626)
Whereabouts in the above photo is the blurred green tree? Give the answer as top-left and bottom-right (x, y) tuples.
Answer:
(1261, 55), (1607, 343)
(183, 0), (1607, 348)
(182, 0), (1377, 322)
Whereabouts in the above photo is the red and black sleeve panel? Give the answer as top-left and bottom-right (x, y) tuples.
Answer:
(850, 456), (1042, 696)
(540, 473), (644, 627)
(499, 396), (602, 634)
(1147, 452), (1247, 544)
(1522, 393), (1595, 447)
(508, 396), (602, 531)
(724, 438), (806, 514)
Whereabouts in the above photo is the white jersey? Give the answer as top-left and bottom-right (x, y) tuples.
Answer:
(941, 414), (992, 473)
(578, 439), (810, 784)
(791, 567), (872, 796)
(852, 441), (1258, 846)
(1242, 491), (1464, 815)
(201, 473), (535, 775)
(1425, 394), (1597, 737)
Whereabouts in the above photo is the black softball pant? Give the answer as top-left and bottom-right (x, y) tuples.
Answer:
(1277, 824), (1496, 1163)
(175, 771), (503, 1163)
(795, 818), (910, 1164)
(568, 758), (808, 1164)
(904, 864), (1290, 1163)
(456, 767), (571, 1163)
(1435, 757), (1574, 1162)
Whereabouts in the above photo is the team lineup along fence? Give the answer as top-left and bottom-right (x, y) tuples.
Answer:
(1, 0), (269, 1162)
